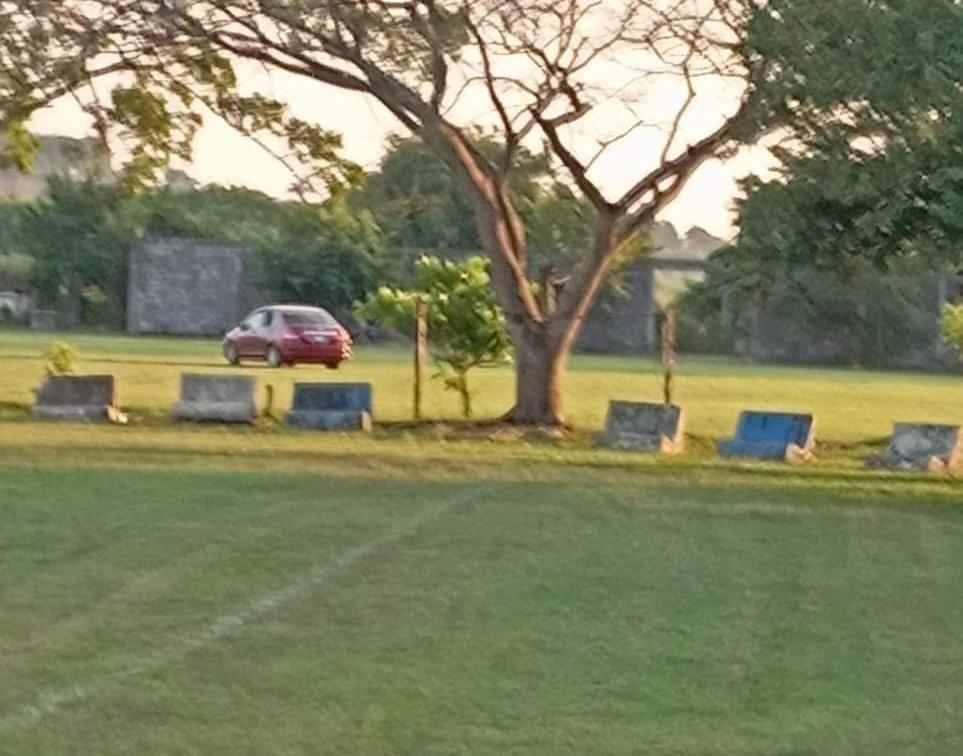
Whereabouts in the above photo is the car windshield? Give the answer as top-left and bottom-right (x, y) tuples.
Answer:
(282, 310), (337, 328)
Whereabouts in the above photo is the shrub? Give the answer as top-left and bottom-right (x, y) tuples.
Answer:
(942, 304), (963, 357)
(45, 342), (78, 376)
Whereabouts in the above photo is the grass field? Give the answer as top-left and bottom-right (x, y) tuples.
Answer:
(2, 328), (963, 446)
(2, 329), (963, 753)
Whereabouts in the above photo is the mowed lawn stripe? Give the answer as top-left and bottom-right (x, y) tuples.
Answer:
(0, 469), (477, 729)
(1, 463), (962, 754)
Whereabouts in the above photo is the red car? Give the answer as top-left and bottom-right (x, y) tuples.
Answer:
(223, 305), (352, 368)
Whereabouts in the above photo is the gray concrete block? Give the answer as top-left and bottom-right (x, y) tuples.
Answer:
(32, 375), (120, 423)
(866, 423), (962, 472)
(172, 374), (256, 424)
(593, 401), (684, 454)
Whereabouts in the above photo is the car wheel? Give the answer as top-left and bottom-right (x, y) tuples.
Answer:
(224, 342), (240, 365)
(266, 346), (283, 368)
(324, 362), (340, 370)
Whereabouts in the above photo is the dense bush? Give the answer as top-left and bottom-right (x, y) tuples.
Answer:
(677, 255), (943, 367)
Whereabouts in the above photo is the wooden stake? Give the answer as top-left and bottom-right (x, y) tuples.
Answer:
(662, 309), (677, 406)
(414, 297), (428, 420)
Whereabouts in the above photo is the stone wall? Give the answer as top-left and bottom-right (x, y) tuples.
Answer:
(127, 238), (270, 335)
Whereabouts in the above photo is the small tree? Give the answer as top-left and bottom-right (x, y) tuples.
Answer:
(356, 256), (511, 419)
(942, 305), (963, 357)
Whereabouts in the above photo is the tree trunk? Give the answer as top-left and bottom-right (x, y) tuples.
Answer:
(508, 322), (568, 426)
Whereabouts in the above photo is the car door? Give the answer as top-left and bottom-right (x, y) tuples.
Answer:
(249, 309), (275, 358)
(237, 311), (266, 356)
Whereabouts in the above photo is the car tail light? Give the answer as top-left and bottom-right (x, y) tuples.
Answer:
(316, 327), (350, 343)
(283, 324), (351, 345)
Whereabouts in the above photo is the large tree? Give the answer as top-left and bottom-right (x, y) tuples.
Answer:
(736, 0), (963, 266)
(1, 0), (758, 424)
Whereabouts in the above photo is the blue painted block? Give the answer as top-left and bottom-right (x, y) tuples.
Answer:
(718, 411), (815, 462)
(285, 383), (373, 432)
(291, 383), (372, 413)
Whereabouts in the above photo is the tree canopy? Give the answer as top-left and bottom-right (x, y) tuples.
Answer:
(356, 135), (596, 272)
(1, 0), (758, 423)
(735, 0), (963, 269)
(674, 0), (963, 369)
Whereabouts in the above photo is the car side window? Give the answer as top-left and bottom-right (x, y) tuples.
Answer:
(263, 310), (274, 327)
(246, 311), (268, 329)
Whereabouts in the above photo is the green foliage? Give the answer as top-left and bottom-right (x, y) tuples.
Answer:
(355, 256), (511, 418)
(942, 305), (963, 358)
(736, 0), (963, 269)
(110, 84), (199, 191)
(7, 180), (384, 327)
(678, 254), (941, 367)
(1, 5), (361, 195)
(44, 342), (78, 376)
(249, 196), (382, 317)
(133, 186), (382, 317)
(355, 136), (480, 252)
(1, 120), (40, 172)
(0, 202), (31, 255)
(21, 178), (133, 328)
(744, 1), (963, 138)
(0, 252), (33, 285)
(522, 183), (598, 272)
(682, 1), (963, 367)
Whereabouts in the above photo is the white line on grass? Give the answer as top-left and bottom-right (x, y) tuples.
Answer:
(0, 487), (480, 734)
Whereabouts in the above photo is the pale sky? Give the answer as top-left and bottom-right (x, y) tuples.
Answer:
(30, 59), (774, 241)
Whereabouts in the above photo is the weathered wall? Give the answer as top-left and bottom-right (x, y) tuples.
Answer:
(577, 223), (720, 354)
(127, 238), (269, 335)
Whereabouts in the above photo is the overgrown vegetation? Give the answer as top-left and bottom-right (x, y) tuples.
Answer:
(0, 134), (596, 332)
